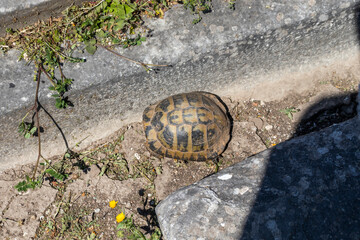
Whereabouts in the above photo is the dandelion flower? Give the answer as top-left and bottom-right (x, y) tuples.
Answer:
(109, 200), (118, 209)
(116, 212), (125, 223)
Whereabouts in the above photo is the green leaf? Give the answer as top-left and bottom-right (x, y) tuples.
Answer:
(64, 78), (73, 85)
(14, 176), (37, 192)
(88, 38), (96, 45)
(112, 38), (120, 44)
(81, 19), (93, 28)
(24, 132), (31, 139)
(29, 127), (37, 135)
(117, 222), (127, 229)
(18, 122), (25, 131)
(136, 37), (146, 45)
(114, 20), (125, 31)
(55, 98), (65, 109)
(116, 230), (124, 238)
(15, 180), (28, 192)
(6, 28), (14, 34)
(124, 4), (135, 15)
(85, 44), (97, 55)
(116, 5), (126, 19)
(53, 29), (61, 43)
(44, 169), (67, 181)
(99, 163), (108, 176)
(96, 30), (106, 38)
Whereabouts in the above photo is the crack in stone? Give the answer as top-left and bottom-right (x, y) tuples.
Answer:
(1, 194), (17, 218)
(193, 184), (239, 208)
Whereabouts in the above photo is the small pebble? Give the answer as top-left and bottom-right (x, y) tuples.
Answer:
(265, 125), (273, 131)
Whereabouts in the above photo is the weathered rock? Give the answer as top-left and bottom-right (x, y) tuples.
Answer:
(156, 113), (360, 239)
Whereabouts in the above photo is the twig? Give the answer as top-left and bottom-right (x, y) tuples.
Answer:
(21, 104), (37, 123)
(81, 0), (105, 10)
(39, 65), (56, 87)
(58, 60), (65, 80)
(96, 44), (169, 71)
(67, 0), (105, 25)
(133, 165), (152, 183)
(54, 191), (72, 218)
(43, 40), (82, 63)
(32, 67), (42, 180)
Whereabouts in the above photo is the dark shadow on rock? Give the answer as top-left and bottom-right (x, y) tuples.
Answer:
(239, 90), (359, 239)
(354, 6), (360, 45)
(39, 102), (70, 150)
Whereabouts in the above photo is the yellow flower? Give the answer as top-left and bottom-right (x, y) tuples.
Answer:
(116, 212), (125, 223)
(109, 200), (118, 209)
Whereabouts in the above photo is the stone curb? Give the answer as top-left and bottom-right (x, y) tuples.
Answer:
(0, 0), (359, 172)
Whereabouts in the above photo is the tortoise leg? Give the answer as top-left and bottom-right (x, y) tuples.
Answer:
(212, 157), (219, 173)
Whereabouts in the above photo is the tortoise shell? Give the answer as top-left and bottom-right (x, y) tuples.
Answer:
(142, 92), (231, 161)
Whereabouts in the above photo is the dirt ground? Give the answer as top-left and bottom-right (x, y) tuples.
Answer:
(0, 74), (358, 239)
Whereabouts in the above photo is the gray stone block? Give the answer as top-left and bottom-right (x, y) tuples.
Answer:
(156, 114), (360, 239)
(1, 0), (360, 171)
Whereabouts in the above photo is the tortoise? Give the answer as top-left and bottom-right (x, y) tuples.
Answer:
(142, 92), (231, 161)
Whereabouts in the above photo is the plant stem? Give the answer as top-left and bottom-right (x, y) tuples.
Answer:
(58, 61), (65, 80)
(133, 165), (152, 183)
(67, 0), (105, 25)
(32, 67), (42, 180)
(40, 65), (56, 87)
(43, 39), (82, 63)
(96, 44), (169, 70)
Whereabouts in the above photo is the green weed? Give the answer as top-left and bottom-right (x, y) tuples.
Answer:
(279, 107), (300, 120)
(117, 215), (161, 240)
(182, 0), (212, 24)
(14, 175), (43, 192)
(37, 192), (99, 239)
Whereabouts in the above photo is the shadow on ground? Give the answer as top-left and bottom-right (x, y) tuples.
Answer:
(239, 89), (359, 239)
(238, 6), (360, 238)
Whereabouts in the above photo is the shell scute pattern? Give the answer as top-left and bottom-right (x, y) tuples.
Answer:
(143, 92), (231, 161)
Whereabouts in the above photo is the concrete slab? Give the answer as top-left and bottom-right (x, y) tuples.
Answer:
(1, 0), (360, 172)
